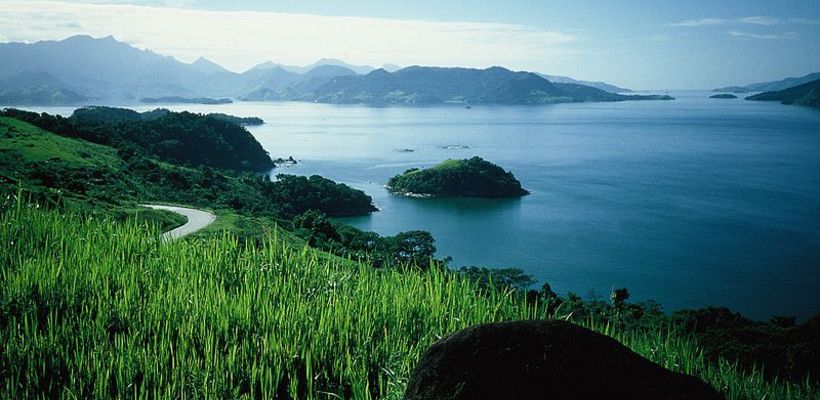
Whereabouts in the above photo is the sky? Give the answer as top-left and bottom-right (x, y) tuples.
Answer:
(1, 0), (819, 89)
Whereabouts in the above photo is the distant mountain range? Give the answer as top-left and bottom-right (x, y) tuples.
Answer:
(714, 72), (820, 94)
(264, 58), (384, 75)
(746, 78), (820, 108)
(0, 35), (659, 106)
(537, 74), (632, 93)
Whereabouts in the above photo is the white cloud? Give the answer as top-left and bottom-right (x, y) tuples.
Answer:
(738, 16), (780, 26)
(0, 0), (579, 73)
(789, 18), (820, 25)
(728, 30), (798, 40)
(668, 18), (726, 27)
(669, 16), (782, 27)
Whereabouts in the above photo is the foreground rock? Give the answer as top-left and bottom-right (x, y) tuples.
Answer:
(404, 320), (723, 400)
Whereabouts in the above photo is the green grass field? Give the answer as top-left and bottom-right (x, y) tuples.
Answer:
(1, 196), (817, 399)
(0, 116), (121, 169)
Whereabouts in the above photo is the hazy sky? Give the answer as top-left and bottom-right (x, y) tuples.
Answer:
(1, 0), (819, 89)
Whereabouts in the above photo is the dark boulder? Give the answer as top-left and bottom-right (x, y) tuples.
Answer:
(404, 320), (723, 400)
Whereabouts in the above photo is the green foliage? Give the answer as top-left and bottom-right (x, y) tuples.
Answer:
(141, 96), (233, 104)
(1, 204), (816, 399)
(611, 287), (631, 308)
(208, 113), (265, 126)
(70, 105), (143, 124)
(0, 116), (120, 169)
(292, 210), (437, 268)
(1, 108), (273, 171)
(387, 156), (529, 197)
(671, 308), (820, 383)
(457, 266), (535, 292)
(71, 106), (264, 126)
(267, 174), (377, 217)
(113, 207), (188, 232)
(0, 117), (375, 222)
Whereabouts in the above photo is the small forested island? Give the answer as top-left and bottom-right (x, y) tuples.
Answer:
(387, 156), (529, 198)
(140, 96), (233, 105)
(709, 93), (738, 99)
(712, 86), (751, 94)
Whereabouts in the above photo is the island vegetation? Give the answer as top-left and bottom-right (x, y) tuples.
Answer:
(387, 157), (529, 198)
(140, 96), (233, 104)
(711, 86), (751, 94)
(709, 93), (737, 99)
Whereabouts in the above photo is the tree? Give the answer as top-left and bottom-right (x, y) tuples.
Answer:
(390, 230), (436, 267)
(610, 287), (630, 309)
(293, 210), (340, 245)
(457, 266), (534, 292)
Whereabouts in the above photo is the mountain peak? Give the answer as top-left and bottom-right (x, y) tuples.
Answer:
(304, 64), (357, 77)
(247, 61), (279, 72)
(191, 57), (228, 74)
(307, 59), (375, 75)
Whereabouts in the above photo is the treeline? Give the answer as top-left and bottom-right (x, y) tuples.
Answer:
(71, 106), (264, 126)
(1, 107), (272, 171)
(293, 210), (436, 267)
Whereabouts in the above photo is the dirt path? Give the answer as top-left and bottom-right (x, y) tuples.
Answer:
(142, 204), (216, 240)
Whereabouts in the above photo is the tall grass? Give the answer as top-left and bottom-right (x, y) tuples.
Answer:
(1, 199), (817, 399)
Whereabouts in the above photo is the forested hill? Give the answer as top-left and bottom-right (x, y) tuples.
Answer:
(714, 72), (820, 93)
(311, 66), (673, 105)
(387, 157), (529, 197)
(745, 78), (820, 109)
(0, 107), (274, 171)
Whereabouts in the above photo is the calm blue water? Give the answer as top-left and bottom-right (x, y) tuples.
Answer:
(26, 93), (820, 320)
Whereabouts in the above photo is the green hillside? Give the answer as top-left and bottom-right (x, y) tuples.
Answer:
(2, 107), (274, 172)
(1, 202), (817, 399)
(0, 115), (433, 265)
(1, 115), (819, 399)
(0, 116), (120, 168)
(746, 78), (820, 108)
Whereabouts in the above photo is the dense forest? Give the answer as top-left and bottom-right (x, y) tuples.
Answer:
(0, 114), (376, 220)
(1, 107), (273, 171)
(387, 156), (529, 197)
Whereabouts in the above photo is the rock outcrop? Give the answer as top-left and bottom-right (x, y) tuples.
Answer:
(405, 320), (723, 400)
